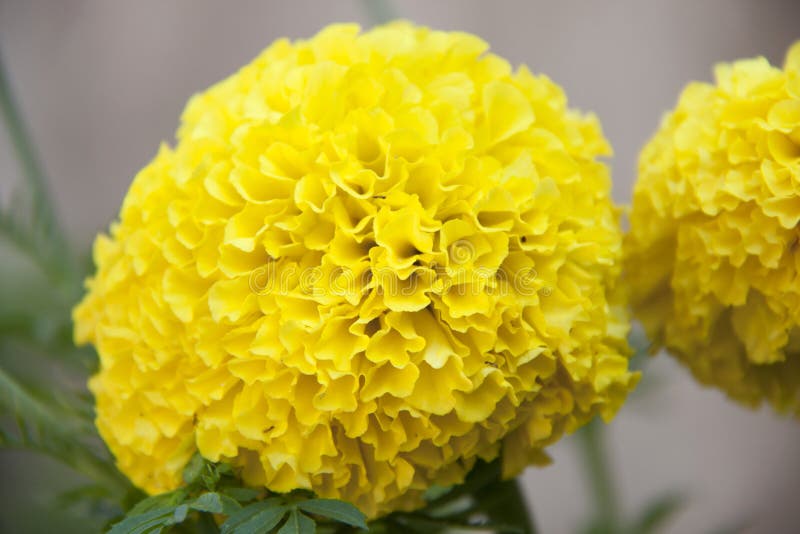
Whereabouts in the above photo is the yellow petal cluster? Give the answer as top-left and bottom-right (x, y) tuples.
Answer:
(625, 42), (800, 415)
(74, 22), (637, 517)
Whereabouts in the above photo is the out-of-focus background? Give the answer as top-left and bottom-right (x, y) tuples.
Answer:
(1, 1), (799, 533)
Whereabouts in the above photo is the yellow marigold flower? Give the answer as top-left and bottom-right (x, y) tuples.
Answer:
(74, 22), (637, 517)
(625, 41), (800, 415)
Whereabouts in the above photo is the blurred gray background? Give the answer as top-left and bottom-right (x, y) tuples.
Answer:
(1, 1), (799, 533)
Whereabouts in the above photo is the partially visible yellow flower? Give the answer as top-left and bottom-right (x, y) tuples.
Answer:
(625, 41), (800, 415)
(74, 22), (637, 517)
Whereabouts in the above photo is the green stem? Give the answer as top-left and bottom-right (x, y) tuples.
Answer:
(388, 460), (537, 533)
(455, 460), (537, 533)
(578, 418), (620, 533)
(474, 476), (536, 534)
(512, 479), (536, 534)
(0, 46), (76, 288)
(360, 0), (398, 26)
(0, 52), (49, 215)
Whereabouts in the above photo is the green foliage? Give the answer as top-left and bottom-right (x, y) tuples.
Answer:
(108, 507), (187, 534)
(581, 492), (686, 534)
(0, 15), (693, 534)
(0, 364), (131, 498)
(276, 510), (315, 534)
(106, 491), (244, 534)
(0, 45), (116, 534)
(0, 47), (536, 533)
(192, 492), (242, 516)
(297, 500), (367, 530)
(103, 455), (542, 533)
(0, 52), (76, 291)
(104, 454), (371, 534)
(221, 488), (261, 504)
(365, 460), (531, 534)
(578, 418), (685, 534)
(359, 0), (397, 27)
(220, 500), (287, 534)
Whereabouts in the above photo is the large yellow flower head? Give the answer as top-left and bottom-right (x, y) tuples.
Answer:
(625, 42), (800, 415)
(74, 22), (636, 517)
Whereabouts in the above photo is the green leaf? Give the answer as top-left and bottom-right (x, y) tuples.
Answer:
(220, 499), (287, 534)
(297, 499), (367, 529)
(202, 467), (221, 490)
(107, 507), (176, 534)
(471, 476), (532, 533)
(111, 490), (238, 533)
(220, 495), (244, 516)
(171, 504), (189, 524)
(627, 493), (685, 534)
(222, 487), (261, 503)
(216, 463), (234, 476)
(126, 489), (188, 517)
(190, 492), (242, 516)
(0, 365), (131, 497)
(180, 454), (235, 491)
(278, 509), (316, 534)
(425, 459), (500, 509)
(191, 492), (225, 514)
(422, 484), (452, 502)
(183, 453), (207, 485)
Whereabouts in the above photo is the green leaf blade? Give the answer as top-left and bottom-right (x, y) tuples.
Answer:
(126, 489), (188, 517)
(189, 491), (242, 516)
(278, 509), (315, 534)
(297, 499), (367, 529)
(107, 507), (176, 534)
(190, 492), (224, 514)
(220, 499), (287, 534)
(0, 365), (131, 497)
(222, 487), (261, 503)
(170, 504), (189, 525)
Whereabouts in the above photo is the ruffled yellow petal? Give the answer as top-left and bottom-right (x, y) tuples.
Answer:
(74, 21), (636, 518)
(625, 40), (800, 416)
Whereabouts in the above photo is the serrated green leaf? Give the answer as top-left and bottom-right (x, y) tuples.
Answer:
(278, 510), (315, 534)
(220, 499), (286, 534)
(297, 499), (366, 529)
(107, 507), (176, 534)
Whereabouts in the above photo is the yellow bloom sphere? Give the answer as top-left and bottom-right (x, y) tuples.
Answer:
(625, 42), (800, 415)
(74, 22), (637, 517)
